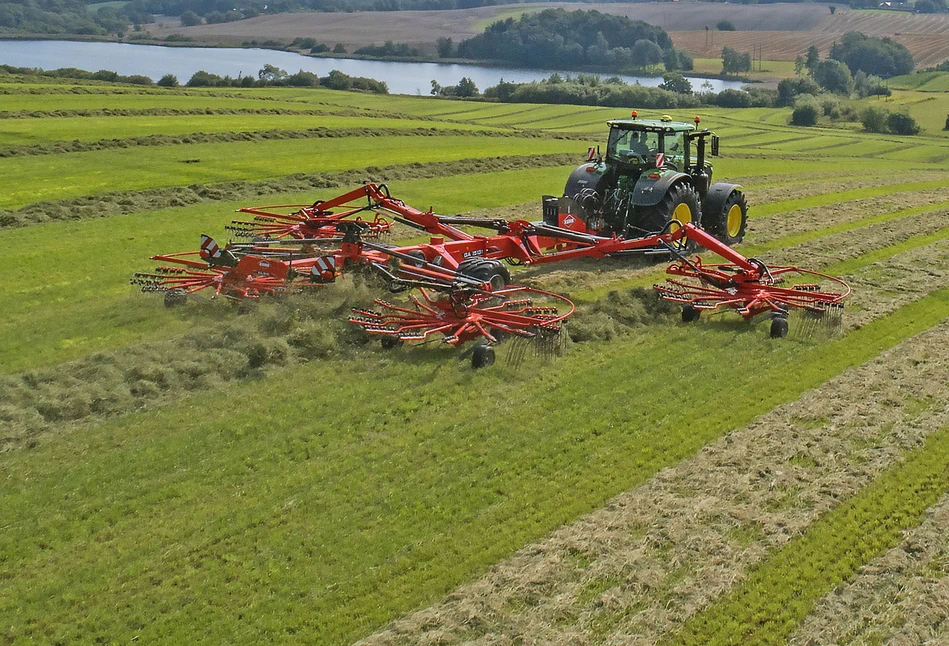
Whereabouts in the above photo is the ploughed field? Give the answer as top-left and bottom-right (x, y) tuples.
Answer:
(2, 78), (949, 645)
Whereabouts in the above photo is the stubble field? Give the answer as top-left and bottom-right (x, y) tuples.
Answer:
(1, 74), (949, 645)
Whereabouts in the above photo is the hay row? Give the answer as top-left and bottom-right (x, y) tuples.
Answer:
(0, 126), (579, 159)
(0, 152), (581, 229)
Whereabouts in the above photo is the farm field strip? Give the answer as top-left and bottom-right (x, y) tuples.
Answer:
(787, 492), (949, 645)
(749, 177), (949, 219)
(0, 136), (584, 210)
(362, 316), (949, 645)
(668, 416), (949, 646)
(6, 184), (949, 453)
(4, 272), (947, 645)
(0, 116), (509, 148)
(746, 194), (949, 253)
(0, 91), (341, 114)
(0, 155), (578, 229)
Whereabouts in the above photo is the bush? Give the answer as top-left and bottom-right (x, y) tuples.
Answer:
(180, 10), (201, 26)
(861, 105), (889, 133)
(717, 19), (736, 31)
(286, 70), (320, 87)
(157, 74), (179, 88)
(777, 76), (819, 106)
(715, 89), (751, 108)
(887, 112), (920, 135)
(791, 102), (819, 126)
(658, 72), (692, 94)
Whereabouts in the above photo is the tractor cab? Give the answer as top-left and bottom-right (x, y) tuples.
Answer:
(605, 114), (718, 198)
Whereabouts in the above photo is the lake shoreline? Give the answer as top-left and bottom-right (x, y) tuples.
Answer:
(0, 35), (751, 85)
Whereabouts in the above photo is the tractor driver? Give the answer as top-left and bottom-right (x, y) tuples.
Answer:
(629, 131), (650, 157)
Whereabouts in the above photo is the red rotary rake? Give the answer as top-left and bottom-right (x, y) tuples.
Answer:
(225, 188), (393, 240)
(654, 230), (850, 338)
(133, 183), (851, 363)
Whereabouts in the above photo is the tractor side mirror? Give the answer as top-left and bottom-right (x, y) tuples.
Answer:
(711, 135), (720, 156)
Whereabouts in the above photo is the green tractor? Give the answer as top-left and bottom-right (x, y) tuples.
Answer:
(543, 112), (748, 249)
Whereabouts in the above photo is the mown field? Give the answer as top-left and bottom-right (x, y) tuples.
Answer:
(2, 75), (949, 646)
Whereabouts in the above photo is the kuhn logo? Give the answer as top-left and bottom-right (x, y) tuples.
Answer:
(563, 215), (576, 226)
(462, 249), (484, 258)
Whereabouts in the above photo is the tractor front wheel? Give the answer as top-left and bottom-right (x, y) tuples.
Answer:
(641, 184), (701, 253)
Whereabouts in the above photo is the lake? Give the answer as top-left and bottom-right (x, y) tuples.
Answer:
(0, 40), (745, 96)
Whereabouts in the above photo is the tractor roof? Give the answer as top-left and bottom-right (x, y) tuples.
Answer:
(607, 115), (696, 133)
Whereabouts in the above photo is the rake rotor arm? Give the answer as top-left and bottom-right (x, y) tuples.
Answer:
(361, 183), (474, 242)
(666, 223), (760, 273)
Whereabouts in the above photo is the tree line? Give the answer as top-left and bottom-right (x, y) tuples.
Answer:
(455, 9), (692, 73)
(0, 63), (389, 93)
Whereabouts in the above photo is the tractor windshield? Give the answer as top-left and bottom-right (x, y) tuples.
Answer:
(608, 128), (660, 163)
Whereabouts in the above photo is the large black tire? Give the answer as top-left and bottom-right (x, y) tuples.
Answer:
(456, 258), (511, 292)
(639, 183), (701, 253)
(707, 190), (748, 246)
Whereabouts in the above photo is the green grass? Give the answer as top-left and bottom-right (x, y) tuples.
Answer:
(0, 135), (581, 210)
(0, 90), (320, 113)
(2, 286), (946, 644)
(668, 415), (949, 646)
(0, 114), (503, 147)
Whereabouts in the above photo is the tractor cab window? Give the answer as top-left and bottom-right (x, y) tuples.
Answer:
(664, 132), (683, 154)
(609, 128), (660, 163)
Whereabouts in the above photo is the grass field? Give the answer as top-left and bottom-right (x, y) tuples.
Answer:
(2, 75), (949, 645)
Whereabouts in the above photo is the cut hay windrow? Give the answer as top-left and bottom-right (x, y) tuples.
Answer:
(788, 491), (949, 645)
(668, 419), (949, 646)
(0, 153), (581, 229)
(0, 126), (584, 159)
(359, 317), (949, 645)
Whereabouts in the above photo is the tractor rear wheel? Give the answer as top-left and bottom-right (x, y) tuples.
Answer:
(457, 258), (510, 292)
(640, 183), (701, 253)
(708, 190), (748, 246)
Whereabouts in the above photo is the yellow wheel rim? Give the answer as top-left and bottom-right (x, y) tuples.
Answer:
(669, 201), (693, 236)
(726, 203), (743, 238)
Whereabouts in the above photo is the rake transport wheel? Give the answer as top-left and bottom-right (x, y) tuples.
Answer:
(681, 304), (700, 323)
(456, 258), (511, 291)
(641, 184), (702, 254)
(770, 316), (789, 339)
(471, 343), (496, 369)
(707, 190), (748, 246)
